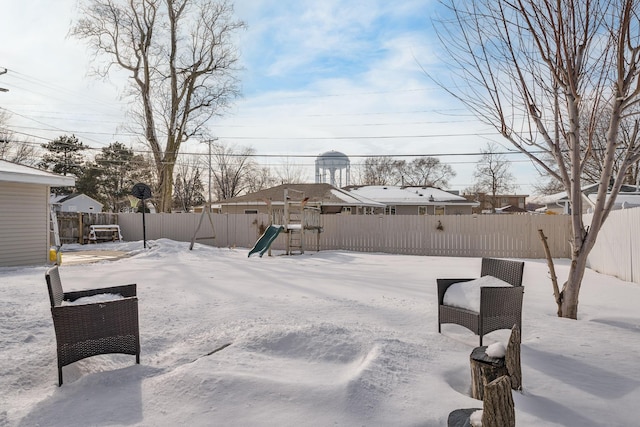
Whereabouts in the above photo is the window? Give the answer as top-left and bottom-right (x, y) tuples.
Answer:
(358, 206), (374, 215)
(418, 206), (428, 215)
(385, 205), (396, 215)
(434, 206), (445, 215)
(244, 209), (258, 214)
(341, 207), (352, 214)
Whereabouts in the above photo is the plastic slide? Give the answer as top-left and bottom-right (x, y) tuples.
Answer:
(248, 225), (284, 257)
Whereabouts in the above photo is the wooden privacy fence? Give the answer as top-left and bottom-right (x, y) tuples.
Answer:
(56, 212), (120, 244)
(116, 213), (571, 259)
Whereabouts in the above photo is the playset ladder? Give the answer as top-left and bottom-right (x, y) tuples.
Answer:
(284, 189), (306, 255)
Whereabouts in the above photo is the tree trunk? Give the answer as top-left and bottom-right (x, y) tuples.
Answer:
(559, 250), (589, 319)
(158, 162), (175, 213)
(482, 376), (515, 427)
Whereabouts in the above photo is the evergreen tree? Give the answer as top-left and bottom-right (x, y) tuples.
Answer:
(94, 142), (155, 212)
(39, 135), (89, 194)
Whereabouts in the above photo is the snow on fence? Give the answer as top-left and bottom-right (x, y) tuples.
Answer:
(116, 213), (572, 259)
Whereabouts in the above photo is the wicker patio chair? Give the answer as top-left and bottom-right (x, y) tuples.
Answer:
(437, 257), (525, 346)
(45, 265), (140, 386)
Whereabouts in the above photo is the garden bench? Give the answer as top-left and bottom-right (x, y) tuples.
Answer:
(88, 224), (123, 242)
(437, 257), (525, 345)
(45, 265), (140, 386)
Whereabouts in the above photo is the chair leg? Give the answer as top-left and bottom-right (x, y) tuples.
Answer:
(58, 365), (63, 387)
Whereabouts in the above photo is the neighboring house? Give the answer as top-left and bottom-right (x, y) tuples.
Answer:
(216, 183), (384, 215)
(344, 185), (479, 215)
(462, 192), (529, 214)
(530, 183), (640, 214)
(0, 160), (75, 267)
(495, 205), (529, 214)
(51, 193), (103, 213)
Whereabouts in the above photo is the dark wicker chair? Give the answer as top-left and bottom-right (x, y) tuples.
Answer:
(437, 258), (525, 345)
(45, 265), (140, 386)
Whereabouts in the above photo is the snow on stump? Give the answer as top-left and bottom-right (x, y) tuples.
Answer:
(448, 376), (515, 427)
(470, 325), (521, 400)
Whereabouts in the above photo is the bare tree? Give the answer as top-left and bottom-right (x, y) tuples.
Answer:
(0, 110), (38, 165)
(173, 154), (206, 211)
(210, 142), (258, 200)
(357, 156), (403, 185)
(245, 166), (278, 194)
(71, 0), (245, 212)
(434, 0), (640, 318)
(579, 107), (640, 185)
(398, 156), (456, 188)
(274, 157), (308, 184)
(537, 106), (640, 192)
(466, 142), (517, 212)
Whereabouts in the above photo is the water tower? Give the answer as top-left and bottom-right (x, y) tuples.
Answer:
(315, 150), (350, 187)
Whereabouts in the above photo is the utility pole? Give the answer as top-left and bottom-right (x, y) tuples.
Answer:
(206, 137), (218, 203)
(189, 137), (218, 250)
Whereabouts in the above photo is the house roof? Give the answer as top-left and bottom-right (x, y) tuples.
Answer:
(217, 183), (384, 207)
(51, 193), (103, 206)
(0, 160), (75, 187)
(345, 185), (479, 206)
(585, 192), (640, 209)
(530, 183), (640, 205)
(495, 205), (528, 213)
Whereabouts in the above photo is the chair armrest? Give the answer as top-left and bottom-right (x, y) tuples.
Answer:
(437, 278), (474, 305)
(64, 283), (137, 302)
(479, 286), (524, 316)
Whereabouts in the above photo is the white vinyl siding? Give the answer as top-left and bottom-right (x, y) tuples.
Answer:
(0, 182), (49, 267)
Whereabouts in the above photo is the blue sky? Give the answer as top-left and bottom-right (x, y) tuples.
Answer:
(0, 0), (540, 194)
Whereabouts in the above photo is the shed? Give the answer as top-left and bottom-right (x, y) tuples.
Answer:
(0, 160), (75, 267)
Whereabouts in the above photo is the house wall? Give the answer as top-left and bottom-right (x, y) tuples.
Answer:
(221, 204), (269, 215)
(0, 182), (49, 267)
(61, 195), (102, 213)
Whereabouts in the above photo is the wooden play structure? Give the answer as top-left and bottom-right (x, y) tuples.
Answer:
(267, 188), (322, 255)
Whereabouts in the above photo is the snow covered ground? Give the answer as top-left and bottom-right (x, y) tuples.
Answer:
(1, 239), (639, 426)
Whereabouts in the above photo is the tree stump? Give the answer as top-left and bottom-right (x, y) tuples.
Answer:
(447, 376), (515, 427)
(505, 326), (522, 391)
(470, 348), (508, 400)
(470, 325), (521, 400)
(482, 376), (515, 427)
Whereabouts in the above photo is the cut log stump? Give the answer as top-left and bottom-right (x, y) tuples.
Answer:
(448, 376), (515, 427)
(482, 376), (515, 427)
(470, 325), (521, 400)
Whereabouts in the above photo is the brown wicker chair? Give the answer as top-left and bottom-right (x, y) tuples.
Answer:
(437, 258), (524, 345)
(45, 265), (140, 386)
